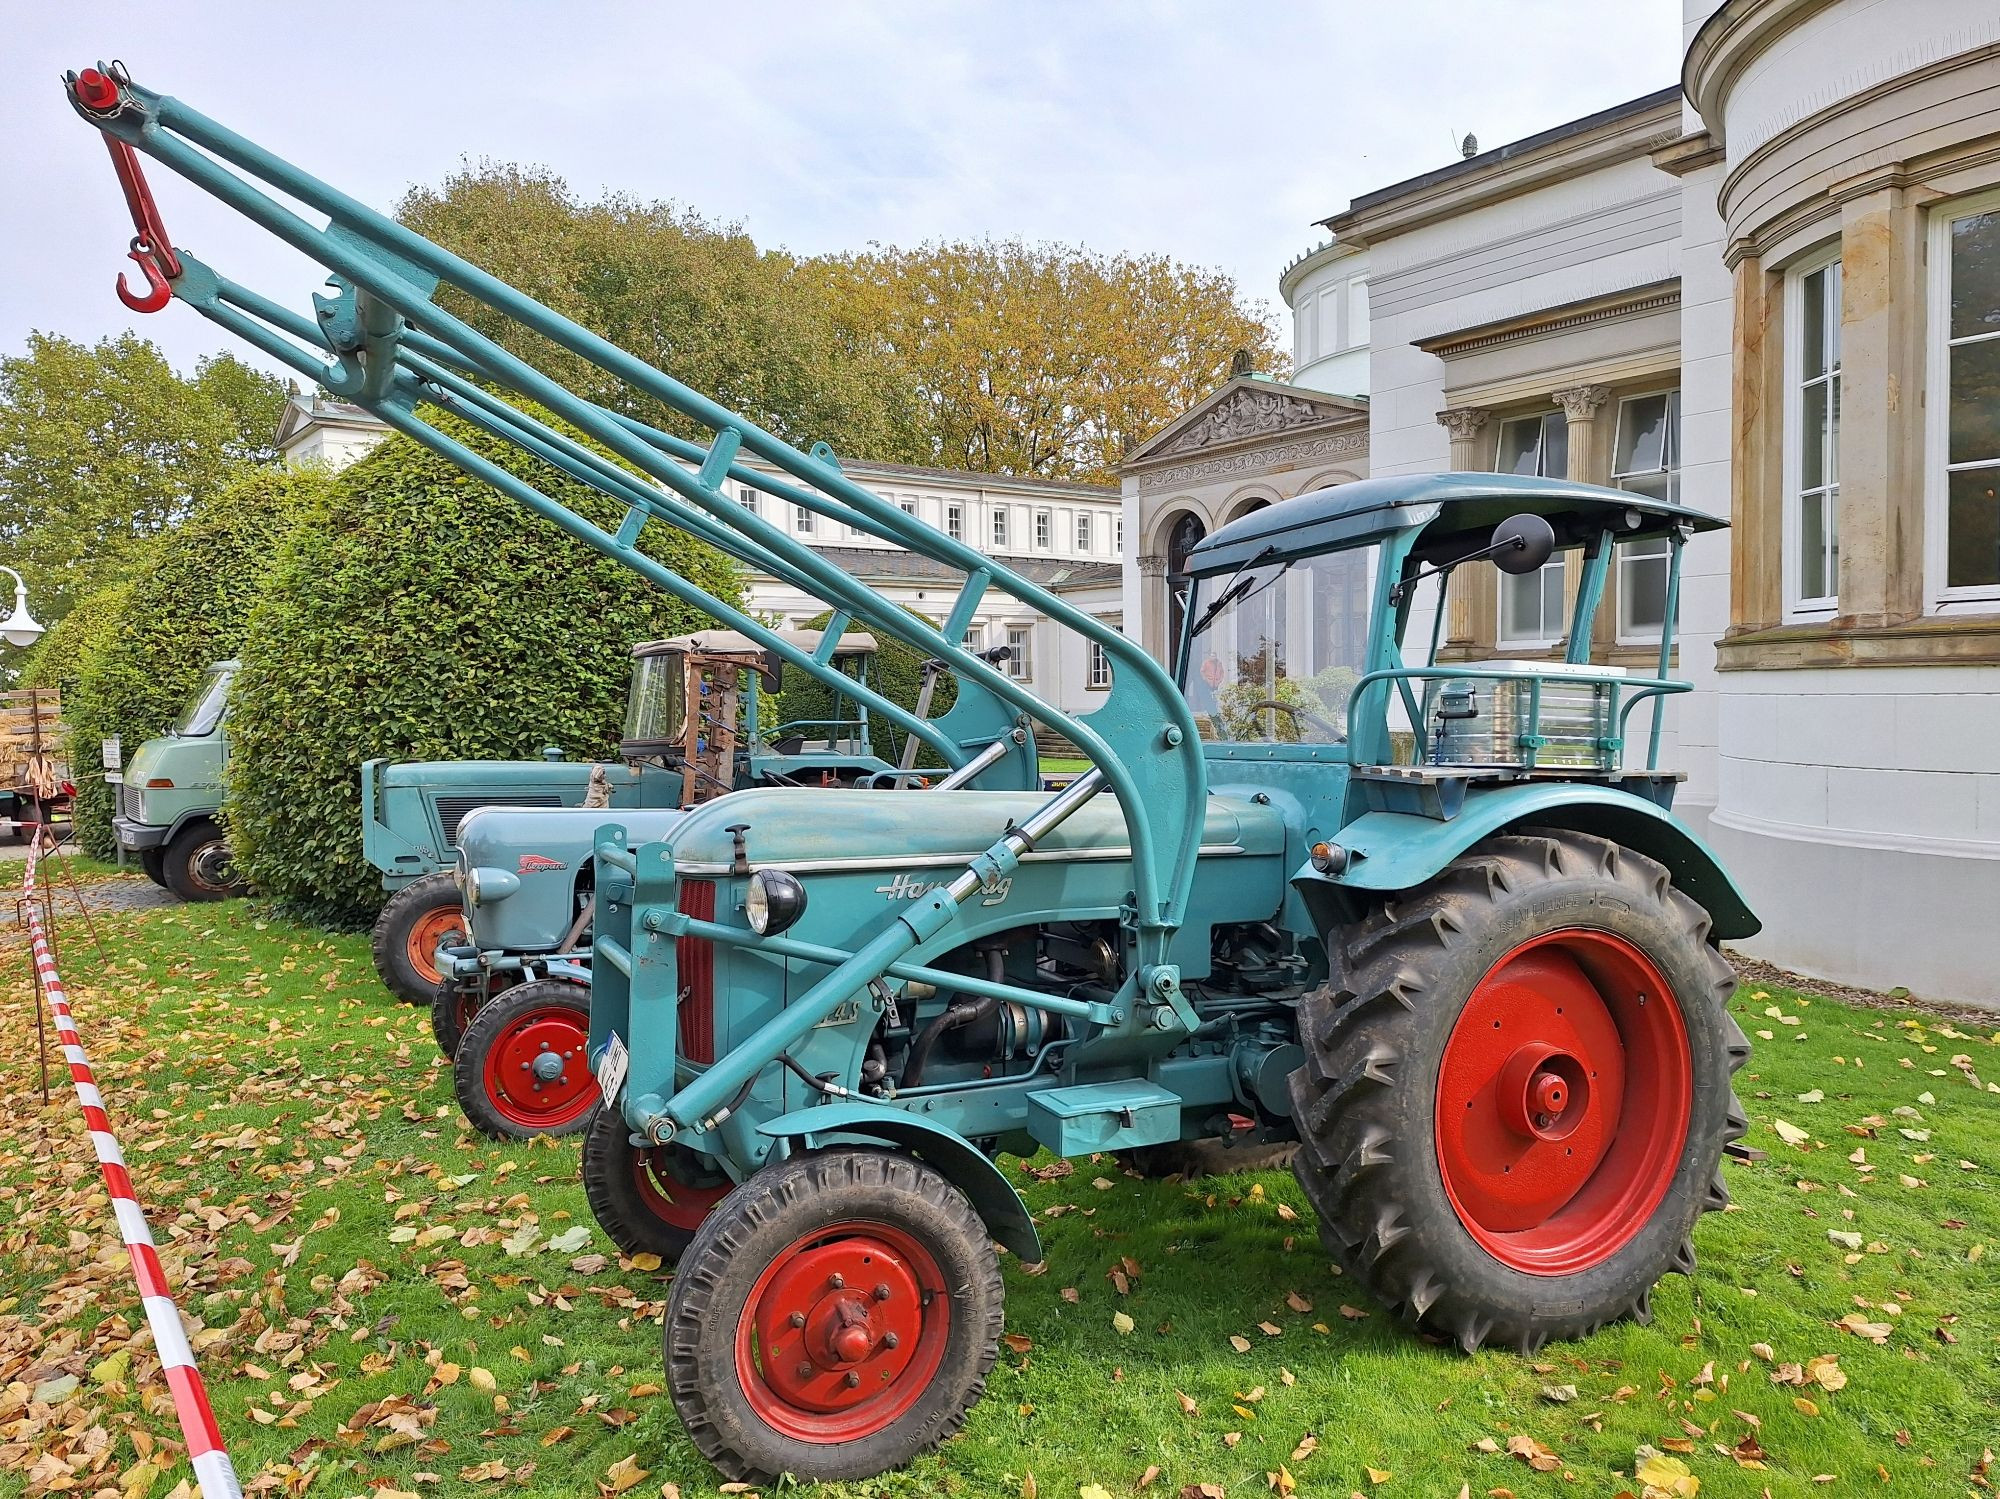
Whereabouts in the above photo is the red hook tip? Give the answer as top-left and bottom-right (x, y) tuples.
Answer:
(116, 245), (172, 314)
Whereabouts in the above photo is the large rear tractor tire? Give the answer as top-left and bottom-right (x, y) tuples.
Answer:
(1289, 829), (1747, 1354)
(581, 1105), (733, 1262)
(161, 819), (246, 902)
(664, 1148), (1004, 1484)
(372, 872), (467, 1006)
(453, 978), (597, 1139)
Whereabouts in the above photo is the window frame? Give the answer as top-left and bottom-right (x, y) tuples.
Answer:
(1926, 186), (2000, 613)
(992, 507), (1009, 549)
(1610, 387), (1682, 644)
(1034, 508), (1051, 549)
(1005, 624), (1033, 680)
(1086, 638), (1111, 690)
(1494, 409), (1569, 649)
(793, 502), (816, 537)
(1783, 245), (1842, 621)
(1075, 510), (1093, 552)
(737, 484), (759, 515)
(945, 503), (963, 542)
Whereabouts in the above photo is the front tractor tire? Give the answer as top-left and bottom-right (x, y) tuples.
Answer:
(452, 978), (597, 1139)
(371, 872), (467, 1005)
(162, 819), (246, 902)
(664, 1148), (1004, 1484)
(580, 1104), (732, 1262)
(1289, 829), (1748, 1354)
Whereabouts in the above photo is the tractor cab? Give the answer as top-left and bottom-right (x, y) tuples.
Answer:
(1180, 472), (1726, 801)
(621, 626), (899, 798)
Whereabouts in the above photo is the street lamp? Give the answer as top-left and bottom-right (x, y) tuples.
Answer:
(0, 566), (44, 649)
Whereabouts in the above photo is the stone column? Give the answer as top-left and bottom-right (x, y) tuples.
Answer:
(1836, 171), (1931, 627)
(1436, 408), (1492, 645)
(1729, 253), (1784, 635)
(1436, 406), (1491, 470)
(1550, 384), (1612, 484)
(1135, 552), (1167, 662)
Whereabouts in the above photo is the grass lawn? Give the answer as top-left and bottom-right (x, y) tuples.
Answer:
(2, 874), (1996, 1499)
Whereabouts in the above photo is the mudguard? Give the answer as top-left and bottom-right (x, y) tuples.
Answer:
(1300, 782), (1760, 940)
(756, 1102), (1042, 1261)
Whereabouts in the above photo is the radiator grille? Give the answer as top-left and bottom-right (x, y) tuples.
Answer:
(677, 880), (717, 1064)
(433, 792), (564, 845)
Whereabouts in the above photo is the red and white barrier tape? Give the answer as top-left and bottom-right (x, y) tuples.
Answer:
(20, 836), (243, 1499)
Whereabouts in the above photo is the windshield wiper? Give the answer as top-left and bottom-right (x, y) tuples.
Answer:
(1185, 545), (1278, 639)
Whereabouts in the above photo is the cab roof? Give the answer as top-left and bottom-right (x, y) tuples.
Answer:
(1185, 472), (1727, 576)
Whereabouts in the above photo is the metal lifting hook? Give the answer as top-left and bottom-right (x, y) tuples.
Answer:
(69, 66), (182, 314)
(117, 236), (172, 313)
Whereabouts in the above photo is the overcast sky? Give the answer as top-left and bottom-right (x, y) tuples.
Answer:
(2, 2), (1680, 379)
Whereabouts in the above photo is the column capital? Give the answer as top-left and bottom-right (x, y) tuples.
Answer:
(1435, 406), (1491, 443)
(1135, 553), (1166, 578)
(1550, 384), (1611, 422)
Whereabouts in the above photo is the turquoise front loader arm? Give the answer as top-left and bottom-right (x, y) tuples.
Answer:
(60, 63), (1206, 965)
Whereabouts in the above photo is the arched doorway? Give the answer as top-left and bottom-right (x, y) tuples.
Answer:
(1164, 512), (1207, 665)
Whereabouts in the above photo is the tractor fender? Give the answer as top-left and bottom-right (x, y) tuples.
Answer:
(1302, 783), (1760, 941)
(756, 1102), (1042, 1262)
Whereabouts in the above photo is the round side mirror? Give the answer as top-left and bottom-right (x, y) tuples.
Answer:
(1491, 513), (1557, 575)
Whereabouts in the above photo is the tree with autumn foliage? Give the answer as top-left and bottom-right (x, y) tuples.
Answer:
(814, 240), (1284, 482)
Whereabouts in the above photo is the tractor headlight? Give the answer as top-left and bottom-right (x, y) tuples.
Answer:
(745, 868), (806, 936)
(465, 867), (520, 907)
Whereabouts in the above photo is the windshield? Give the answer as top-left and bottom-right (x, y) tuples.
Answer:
(623, 652), (689, 749)
(172, 666), (234, 737)
(1181, 548), (1374, 745)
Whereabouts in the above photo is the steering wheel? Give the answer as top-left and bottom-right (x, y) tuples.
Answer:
(1244, 699), (1346, 742)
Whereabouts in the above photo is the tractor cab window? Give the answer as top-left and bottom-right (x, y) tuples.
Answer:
(1181, 547), (1373, 744)
(171, 665), (234, 737)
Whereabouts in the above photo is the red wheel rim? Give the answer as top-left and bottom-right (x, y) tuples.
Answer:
(736, 1222), (950, 1442)
(633, 1147), (731, 1232)
(408, 904), (466, 986)
(1434, 928), (1691, 1275)
(480, 1001), (597, 1129)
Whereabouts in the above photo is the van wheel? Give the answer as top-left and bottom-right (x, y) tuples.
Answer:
(1288, 829), (1747, 1354)
(665, 1149), (1003, 1483)
(372, 872), (466, 1005)
(162, 820), (245, 902)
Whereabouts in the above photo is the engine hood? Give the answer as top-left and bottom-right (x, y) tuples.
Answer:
(658, 786), (1285, 873)
(456, 804), (691, 871)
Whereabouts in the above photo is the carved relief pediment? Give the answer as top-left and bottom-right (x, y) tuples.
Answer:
(1126, 377), (1368, 469)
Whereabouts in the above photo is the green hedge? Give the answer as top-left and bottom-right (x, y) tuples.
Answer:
(224, 412), (739, 925)
(59, 467), (329, 858)
(772, 607), (957, 767)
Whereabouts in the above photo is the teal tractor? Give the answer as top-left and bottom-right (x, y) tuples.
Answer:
(362, 620), (907, 1007)
(111, 660), (246, 900)
(67, 67), (1757, 1485)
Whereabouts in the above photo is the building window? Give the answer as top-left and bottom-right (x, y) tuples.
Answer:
(1034, 509), (1051, 548)
(1164, 512), (1207, 654)
(1931, 193), (2000, 604)
(1006, 625), (1032, 679)
(1496, 410), (1568, 646)
(965, 623), (985, 654)
(1114, 514), (1124, 553)
(897, 495), (917, 517)
(1075, 511), (1093, 551)
(1786, 254), (1841, 614)
(1612, 390), (1680, 641)
(793, 503), (815, 536)
(946, 503), (963, 541)
(992, 508), (1010, 548)
(1087, 639), (1112, 689)
(737, 484), (759, 514)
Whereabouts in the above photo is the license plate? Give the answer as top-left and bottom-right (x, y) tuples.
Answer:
(593, 1032), (629, 1105)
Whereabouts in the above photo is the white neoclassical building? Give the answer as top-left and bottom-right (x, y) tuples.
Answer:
(278, 393), (1125, 718)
